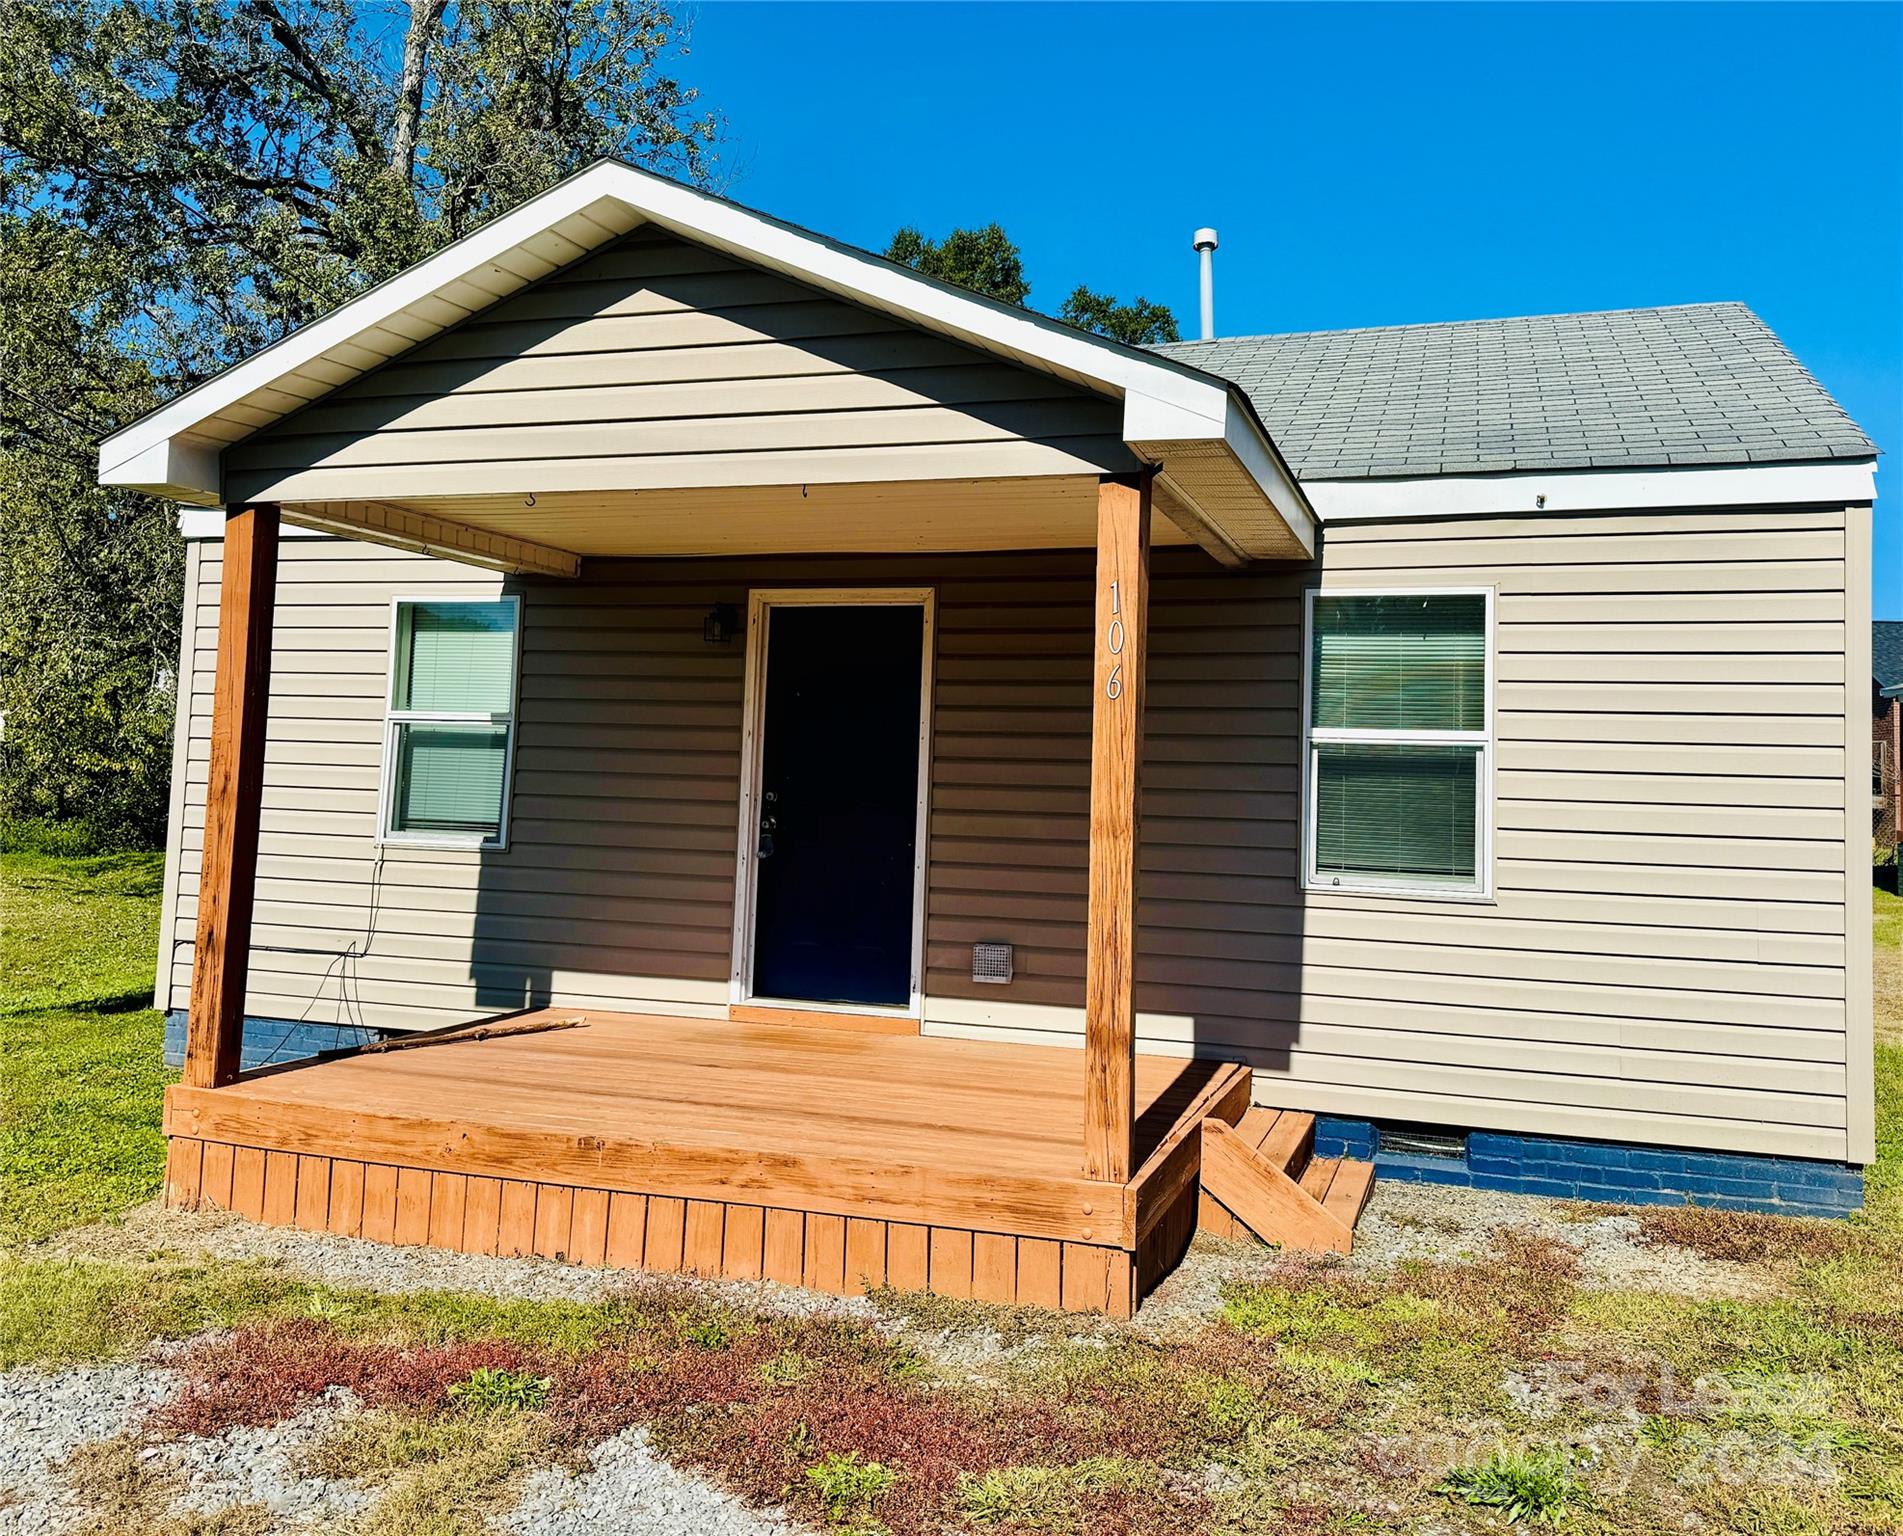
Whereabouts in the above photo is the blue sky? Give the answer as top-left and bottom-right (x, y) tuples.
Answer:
(686, 1), (1902, 615)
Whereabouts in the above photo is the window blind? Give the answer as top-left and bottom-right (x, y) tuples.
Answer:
(1313, 743), (1477, 884)
(394, 600), (516, 714)
(390, 723), (510, 835)
(1310, 593), (1485, 733)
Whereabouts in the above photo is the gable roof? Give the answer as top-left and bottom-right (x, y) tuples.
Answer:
(1877, 621), (1903, 697)
(1157, 303), (1877, 482)
(97, 157), (1311, 559)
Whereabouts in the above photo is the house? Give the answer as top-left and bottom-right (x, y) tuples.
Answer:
(1877, 621), (1903, 853)
(100, 160), (1879, 1313)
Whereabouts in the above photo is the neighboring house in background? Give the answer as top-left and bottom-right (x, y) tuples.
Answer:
(1877, 621), (1903, 852)
(99, 162), (1880, 1314)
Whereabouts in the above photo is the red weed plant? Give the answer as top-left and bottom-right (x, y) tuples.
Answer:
(152, 1317), (534, 1437)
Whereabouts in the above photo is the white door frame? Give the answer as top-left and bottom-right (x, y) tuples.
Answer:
(728, 587), (937, 1019)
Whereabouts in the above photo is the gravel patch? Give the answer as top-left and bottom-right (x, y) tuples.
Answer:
(0, 1363), (370, 1535)
(1348, 1181), (1777, 1297)
(166, 1388), (372, 1527)
(1132, 1179), (1775, 1335)
(53, 1201), (876, 1322)
(499, 1425), (808, 1536)
(0, 1364), (177, 1535)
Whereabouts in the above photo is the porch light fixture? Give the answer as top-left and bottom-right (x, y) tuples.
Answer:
(703, 603), (741, 645)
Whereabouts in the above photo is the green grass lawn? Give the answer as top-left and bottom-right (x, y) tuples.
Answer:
(1877, 882), (1902, 1046)
(0, 850), (172, 1243)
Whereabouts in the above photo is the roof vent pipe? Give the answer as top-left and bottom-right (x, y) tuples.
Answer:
(1193, 227), (1219, 340)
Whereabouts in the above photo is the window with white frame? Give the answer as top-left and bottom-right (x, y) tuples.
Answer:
(1303, 589), (1492, 896)
(380, 597), (519, 848)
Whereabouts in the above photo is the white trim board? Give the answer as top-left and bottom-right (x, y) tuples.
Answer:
(727, 587), (937, 1021)
(1305, 459), (1878, 521)
(177, 508), (326, 540)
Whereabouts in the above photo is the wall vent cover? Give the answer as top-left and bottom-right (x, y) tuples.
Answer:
(1382, 1124), (1466, 1160)
(971, 942), (1013, 985)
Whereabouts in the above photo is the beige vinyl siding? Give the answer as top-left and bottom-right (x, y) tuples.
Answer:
(163, 503), (1863, 1161)
(925, 505), (1860, 1162)
(1279, 506), (1853, 1157)
(223, 229), (1134, 505)
(152, 539), (203, 1008)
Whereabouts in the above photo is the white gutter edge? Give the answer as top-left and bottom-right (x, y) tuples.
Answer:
(1305, 459), (1878, 521)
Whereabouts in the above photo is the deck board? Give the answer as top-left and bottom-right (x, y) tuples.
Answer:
(209, 1010), (1219, 1175)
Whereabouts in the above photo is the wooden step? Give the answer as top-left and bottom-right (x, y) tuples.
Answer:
(1199, 1110), (1318, 1241)
(1258, 1111), (1316, 1177)
(1321, 1158), (1376, 1230)
(1299, 1156), (1340, 1202)
(1231, 1107), (1281, 1151)
(1196, 1119), (1374, 1256)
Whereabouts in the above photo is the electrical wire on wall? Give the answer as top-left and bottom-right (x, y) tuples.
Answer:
(172, 843), (387, 1067)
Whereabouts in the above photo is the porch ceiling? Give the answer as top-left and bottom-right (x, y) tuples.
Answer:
(277, 477), (1214, 567)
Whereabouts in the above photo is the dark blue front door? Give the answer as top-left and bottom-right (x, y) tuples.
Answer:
(750, 604), (924, 1007)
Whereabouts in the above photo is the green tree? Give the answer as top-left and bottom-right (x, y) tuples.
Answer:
(1059, 284), (1180, 346)
(884, 223), (1030, 306)
(882, 223), (1180, 344)
(0, 0), (720, 846)
(1, 216), (180, 845)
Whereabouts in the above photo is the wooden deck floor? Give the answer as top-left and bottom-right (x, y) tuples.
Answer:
(162, 1010), (1251, 1315)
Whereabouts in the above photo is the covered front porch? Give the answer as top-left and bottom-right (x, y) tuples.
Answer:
(165, 483), (1375, 1314)
(117, 160), (1367, 1311)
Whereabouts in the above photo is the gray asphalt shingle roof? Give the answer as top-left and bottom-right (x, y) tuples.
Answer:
(1155, 302), (1876, 482)
(1876, 622), (1903, 696)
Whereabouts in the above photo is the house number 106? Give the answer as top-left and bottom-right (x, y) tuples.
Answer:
(1105, 579), (1125, 700)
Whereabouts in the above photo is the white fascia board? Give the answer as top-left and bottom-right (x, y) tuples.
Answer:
(1223, 397), (1315, 554)
(1121, 389), (1225, 441)
(99, 159), (1277, 508)
(1123, 388), (1315, 554)
(1306, 459), (1878, 521)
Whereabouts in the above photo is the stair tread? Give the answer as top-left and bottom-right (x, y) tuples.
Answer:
(1258, 1111), (1316, 1175)
(1299, 1156), (1340, 1202)
(1233, 1108), (1283, 1153)
(1322, 1159), (1376, 1228)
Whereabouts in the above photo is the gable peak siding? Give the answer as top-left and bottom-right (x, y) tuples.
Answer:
(221, 227), (1134, 507)
(162, 504), (1865, 1165)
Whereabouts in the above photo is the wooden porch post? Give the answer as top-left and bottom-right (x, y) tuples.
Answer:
(183, 504), (280, 1089)
(1083, 474), (1150, 1182)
